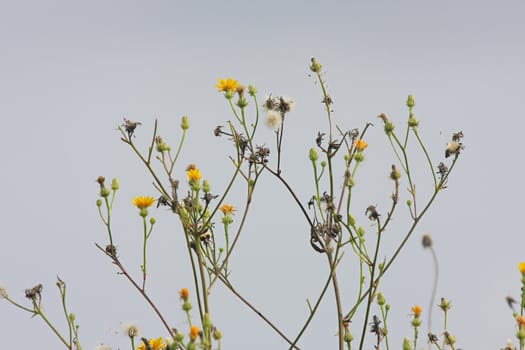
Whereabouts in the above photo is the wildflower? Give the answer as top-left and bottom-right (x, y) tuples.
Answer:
(215, 77), (239, 92)
(517, 315), (525, 328)
(354, 139), (368, 152)
(138, 337), (166, 350)
(265, 110), (282, 130)
(220, 204), (235, 215)
(279, 96), (295, 113)
(445, 141), (463, 158)
(189, 325), (200, 341)
(186, 165), (202, 182)
(180, 288), (190, 301)
(411, 305), (422, 318)
(519, 262), (525, 275)
(122, 322), (141, 339)
(132, 196), (156, 209)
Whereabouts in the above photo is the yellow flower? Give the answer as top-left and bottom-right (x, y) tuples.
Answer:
(355, 139), (368, 152)
(220, 204), (235, 215)
(132, 196), (155, 209)
(187, 168), (202, 182)
(519, 262), (525, 275)
(517, 315), (525, 328)
(180, 287), (190, 301)
(411, 305), (422, 317)
(137, 337), (166, 350)
(189, 325), (200, 341)
(215, 77), (239, 92)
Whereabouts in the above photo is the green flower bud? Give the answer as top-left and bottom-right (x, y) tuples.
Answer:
(385, 304), (390, 311)
(69, 313), (76, 321)
(406, 199), (412, 207)
(150, 217), (156, 225)
(203, 313), (212, 329)
(378, 262), (385, 272)
(320, 161), (327, 168)
(407, 95), (415, 108)
(248, 85), (257, 96)
(408, 115), (419, 128)
(344, 330), (353, 343)
(348, 213), (356, 226)
(181, 115), (190, 130)
(111, 178), (119, 190)
(384, 121), (395, 134)
(96, 199), (102, 207)
(354, 152), (365, 162)
(402, 337), (412, 350)
(357, 226), (365, 237)
(174, 332), (184, 342)
(182, 301), (192, 311)
(343, 154), (350, 161)
(309, 147), (319, 162)
(377, 293), (386, 306)
(100, 188), (111, 198)
(187, 343), (197, 350)
(310, 57), (322, 73)
(213, 329), (223, 340)
(202, 180), (211, 193)
(236, 96), (248, 108)
(390, 165), (401, 180)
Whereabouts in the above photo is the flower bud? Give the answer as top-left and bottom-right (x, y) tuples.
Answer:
(407, 95), (415, 108)
(309, 147), (319, 162)
(390, 165), (401, 181)
(96, 199), (102, 207)
(150, 217), (156, 225)
(181, 115), (190, 130)
(182, 301), (192, 311)
(408, 115), (419, 128)
(384, 121), (395, 134)
(310, 57), (322, 72)
(202, 180), (211, 193)
(402, 337), (412, 350)
(354, 152), (365, 162)
(111, 178), (119, 190)
(248, 85), (257, 96)
(320, 161), (327, 168)
(377, 293), (386, 306)
(100, 188), (111, 198)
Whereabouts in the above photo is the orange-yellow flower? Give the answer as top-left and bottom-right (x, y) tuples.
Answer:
(519, 262), (525, 275)
(189, 325), (200, 341)
(187, 168), (202, 182)
(132, 196), (156, 209)
(411, 305), (422, 317)
(137, 337), (166, 350)
(518, 316), (525, 327)
(220, 204), (235, 215)
(180, 287), (190, 300)
(355, 139), (368, 152)
(215, 77), (239, 92)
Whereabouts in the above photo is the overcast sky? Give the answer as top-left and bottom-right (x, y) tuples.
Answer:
(1, 1), (525, 349)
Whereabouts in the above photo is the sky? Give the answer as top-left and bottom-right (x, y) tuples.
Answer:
(1, 1), (525, 349)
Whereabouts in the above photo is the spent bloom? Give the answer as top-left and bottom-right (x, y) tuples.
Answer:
(189, 325), (200, 341)
(132, 196), (155, 209)
(265, 110), (282, 130)
(215, 77), (239, 92)
(354, 139), (368, 152)
(122, 322), (141, 339)
(519, 262), (525, 275)
(517, 315), (525, 328)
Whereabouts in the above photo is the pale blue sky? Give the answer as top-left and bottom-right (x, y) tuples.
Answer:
(1, 1), (525, 349)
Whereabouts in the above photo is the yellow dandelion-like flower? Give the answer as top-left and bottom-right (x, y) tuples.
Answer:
(519, 262), (525, 275)
(355, 139), (368, 152)
(411, 305), (422, 317)
(187, 168), (202, 182)
(137, 338), (166, 350)
(220, 204), (235, 215)
(132, 196), (155, 209)
(518, 316), (525, 327)
(215, 77), (239, 92)
(189, 325), (200, 341)
(180, 287), (190, 300)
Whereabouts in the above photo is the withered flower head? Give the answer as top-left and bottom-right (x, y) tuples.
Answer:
(122, 118), (142, 138)
(422, 234), (433, 248)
